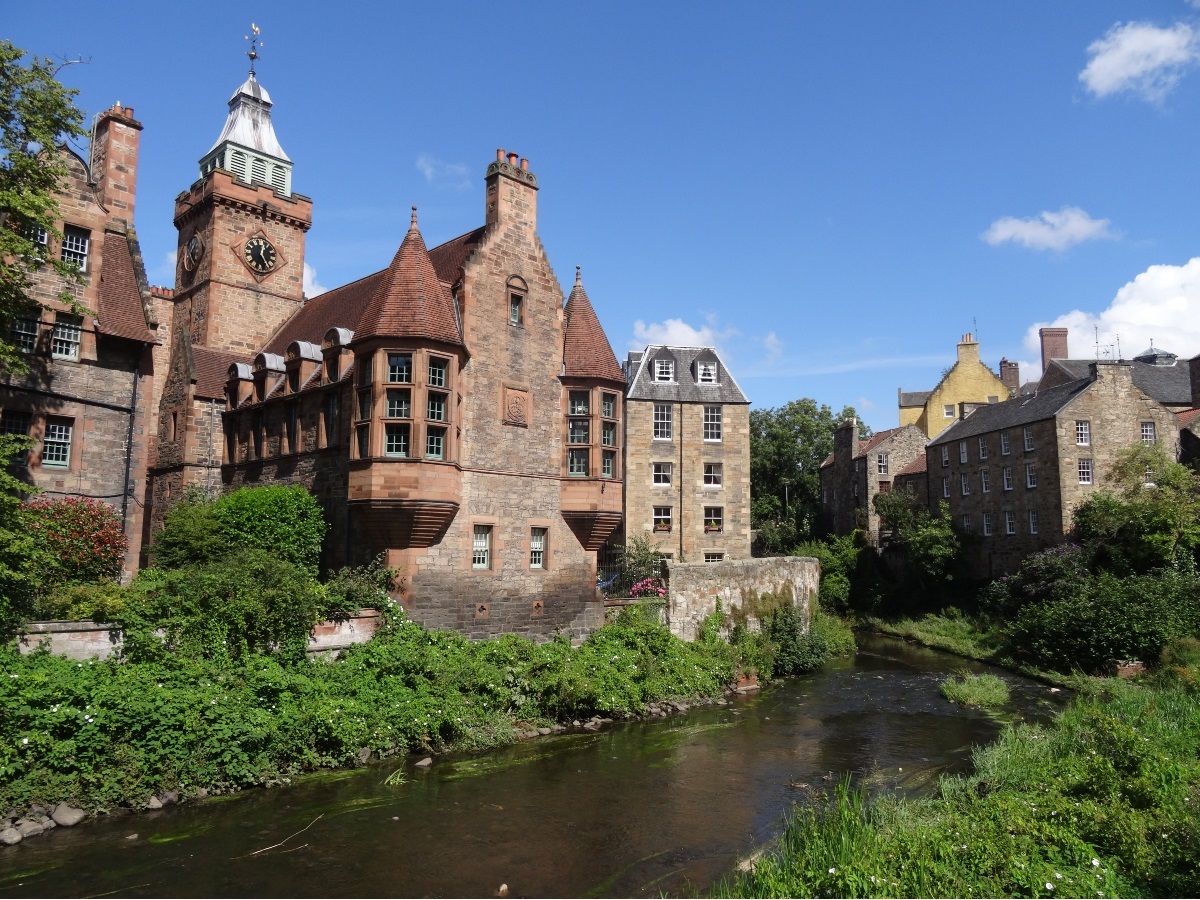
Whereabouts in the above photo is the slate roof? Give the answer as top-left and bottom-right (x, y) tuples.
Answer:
(929, 378), (1092, 447)
(96, 231), (155, 343)
(562, 268), (624, 383)
(1043, 359), (1192, 406)
(625, 346), (750, 404)
(855, 427), (900, 458)
(898, 390), (931, 408)
(193, 346), (250, 400)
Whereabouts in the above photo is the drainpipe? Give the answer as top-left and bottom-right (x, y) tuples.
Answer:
(120, 363), (139, 532)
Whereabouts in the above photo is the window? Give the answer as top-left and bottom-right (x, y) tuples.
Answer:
(1025, 463), (1037, 488)
(1001, 431), (1011, 455)
(878, 481), (890, 494)
(1005, 510), (1016, 535)
(357, 355), (374, 386)
(1023, 426), (1034, 451)
(10, 317), (38, 354)
(703, 406), (722, 441)
(961, 514), (972, 533)
(959, 441), (968, 463)
(602, 421), (616, 446)
(1078, 458), (1093, 485)
(877, 453), (889, 475)
(426, 426), (446, 459)
(385, 423), (409, 457)
(704, 463), (723, 487)
(428, 357), (448, 388)
(980, 468), (990, 493)
(1028, 509), (1039, 534)
(61, 226), (89, 271)
(26, 225), (48, 247)
(427, 391), (447, 422)
(944, 404), (955, 418)
(285, 402), (298, 453)
(387, 388), (410, 418)
(42, 417), (72, 467)
(698, 362), (717, 384)
(387, 353), (412, 383)
(704, 507), (723, 532)
(1076, 421), (1090, 446)
(569, 390), (589, 416)
(961, 473), (970, 496)
(601, 393), (616, 418)
(509, 293), (523, 326)
(602, 450), (616, 478)
(653, 462), (672, 485)
(1, 411), (31, 463)
(1141, 422), (1157, 445)
(704, 553), (724, 563)
(51, 313), (82, 360)
(653, 404), (672, 440)
(942, 476), (950, 498)
(1002, 466), (1013, 491)
(654, 358), (674, 382)
(940, 446), (949, 467)
(324, 393), (339, 446)
(530, 527), (547, 568)
(568, 418), (589, 444)
(983, 512), (993, 536)
(472, 525), (492, 569)
(357, 389), (371, 421)
(978, 437), (988, 460)
(568, 448), (589, 475)
(653, 506), (672, 532)
(356, 423), (370, 458)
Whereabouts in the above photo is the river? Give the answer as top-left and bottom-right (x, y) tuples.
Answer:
(0, 634), (1063, 898)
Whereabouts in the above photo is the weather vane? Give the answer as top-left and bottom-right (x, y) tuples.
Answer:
(245, 23), (263, 76)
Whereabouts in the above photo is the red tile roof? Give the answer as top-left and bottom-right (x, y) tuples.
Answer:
(895, 454), (928, 476)
(1178, 408), (1200, 430)
(192, 345), (250, 399)
(853, 427), (900, 459)
(562, 268), (624, 383)
(263, 269), (384, 355)
(820, 452), (835, 469)
(428, 226), (486, 285)
(96, 232), (155, 343)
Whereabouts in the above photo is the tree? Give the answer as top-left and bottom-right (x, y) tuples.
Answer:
(0, 434), (39, 635)
(0, 41), (86, 372)
(749, 399), (867, 546)
(873, 490), (959, 590)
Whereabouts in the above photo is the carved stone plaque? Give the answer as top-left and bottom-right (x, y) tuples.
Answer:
(503, 387), (529, 427)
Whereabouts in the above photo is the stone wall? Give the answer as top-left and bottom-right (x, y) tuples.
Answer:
(665, 556), (819, 642)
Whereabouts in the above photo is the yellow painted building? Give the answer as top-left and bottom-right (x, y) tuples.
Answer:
(898, 334), (1015, 439)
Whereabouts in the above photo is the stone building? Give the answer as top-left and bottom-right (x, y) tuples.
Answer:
(926, 361), (1179, 579)
(0, 103), (161, 576)
(150, 65), (627, 639)
(818, 421), (926, 539)
(898, 333), (1016, 439)
(622, 346), (751, 561)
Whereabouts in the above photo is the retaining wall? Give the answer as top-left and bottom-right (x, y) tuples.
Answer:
(666, 556), (819, 642)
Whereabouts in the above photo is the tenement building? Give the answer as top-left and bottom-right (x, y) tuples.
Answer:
(819, 420), (926, 539)
(1, 103), (161, 576)
(622, 346), (751, 561)
(150, 65), (627, 638)
(927, 361), (1179, 579)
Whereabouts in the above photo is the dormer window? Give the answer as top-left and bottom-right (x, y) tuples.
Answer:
(654, 359), (674, 382)
(697, 362), (717, 384)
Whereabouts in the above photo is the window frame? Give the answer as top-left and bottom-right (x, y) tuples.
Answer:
(601, 449), (616, 478)
(568, 390), (590, 416)
(704, 462), (723, 487)
(1078, 457), (1093, 485)
(943, 404), (955, 419)
(425, 425), (446, 460)
(982, 511), (993, 536)
(61, 225), (90, 271)
(42, 416), (73, 467)
(940, 446), (949, 467)
(653, 403), (673, 440)
(654, 358), (674, 382)
(1002, 465), (1013, 491)
(427, 357), (449, 389)
(472, 525), (492, 570)
(703, 406), (722, 442)
(1076, 420), (1090, 446)
(509, 292), (524, 327)
(959, 440), (968, 464)
(980, 468), (990, 493)
(567, 447), (589, 476)
(50, 313), (82, 361)
(978, 436), (988, 460)
(385, 422), (410, 458)
(1140, 422), (1157, 445)
(1028, 509), (1039, 535)
(652, 462), (672, 486)
(387, 353), (412, 384)
(1025, 463), (1037, 489)
(1005, 510), (1016, 535)
(1000, 431), (1011, 455)
(10, 317), (39, 354)
(653, 506), (673, 532)
(529, 527), (547, 569)
(877, 452), (889, 476)
(704, 506), (723, 533)
(1023, 426), (1035, 452)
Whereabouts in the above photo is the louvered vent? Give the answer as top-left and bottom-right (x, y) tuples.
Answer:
(251, 157), (267, 184)
(230, 151), (247, 179)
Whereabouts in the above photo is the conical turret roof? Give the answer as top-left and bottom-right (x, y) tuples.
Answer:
(355, 208), (464, 346)
(563, 267), (624, 383)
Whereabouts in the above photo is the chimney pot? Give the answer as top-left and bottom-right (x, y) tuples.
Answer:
(496, 148), (505, 161)
(507, 152), (518, 165)
(519, 158), (529, 171)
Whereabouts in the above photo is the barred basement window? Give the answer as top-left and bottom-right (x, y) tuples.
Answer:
(530, 527), (547, 569)
(653, 404), (672, 440)
(428, 358), (448, 388)
(51, 313), (82, 360)
(42, 417), (72, 467)
(386, 389), (410, 418)
(61, 226), (89, 271)
(703, 406), (722, 441)
(653, 462), (672, 486)
(426, 426), (446, 459)
(385, 423), (409, 457)
(602, 450), (616, 478)
(704, 463), (722, 487)
(568, 448), (589, 476)
(704, 553), (723, 563)
(472, 525), (492, 569)
(1078, 458), (1093, 485)
(10, 318), (38, 354)
(388, 353), (412, 383)
(569, 391), (589, 415)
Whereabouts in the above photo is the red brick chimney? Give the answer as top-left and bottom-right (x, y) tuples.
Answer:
(999, 357), (1020, 395)
(1039, 327), (1068, 374)
(91, 103), (143, 223)
(485, 146), (539, 231)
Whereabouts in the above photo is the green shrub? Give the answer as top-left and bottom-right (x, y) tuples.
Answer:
(35, 582), (129, 621)
(1159, 636), (1200, 688)
(20, 496), (126, 590)
(939, 672), (1009, 708)
(322, 555), (395, 622)
(768, 605), (855, 676)
(149, 495), (229, 569)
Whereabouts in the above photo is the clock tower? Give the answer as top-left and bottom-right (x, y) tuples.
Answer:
(170, 57), (312, 355)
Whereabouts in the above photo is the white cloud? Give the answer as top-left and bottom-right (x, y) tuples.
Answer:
(630, 316), (737, 351)
(303, 262), (328, 297)
(1079, 21), (1199, 102)
(763, 331), (782, 363)
(415, 154), (470, 188)
(150, 249), (177, 286)
(982, 207), (1113, 252)
(1024, 255), (1200, 366)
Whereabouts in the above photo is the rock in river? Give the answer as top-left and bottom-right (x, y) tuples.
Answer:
(51, 803), (85, 827)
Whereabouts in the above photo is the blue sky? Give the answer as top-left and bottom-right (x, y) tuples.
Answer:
(10, 1), (1200, 431)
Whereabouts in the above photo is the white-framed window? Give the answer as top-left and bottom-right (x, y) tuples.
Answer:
(704, 507), (723, 532)
(1004, 510), (1016, 535)
(428, 357), (448, 388)
(1, 410), (31, 463)
(697, 361), (717, 384)
(10, 317), (39, 354)
(961, 514), (972, 533)
(568, 448), (589, 475)
(1023, 426), (1034, 451)
(1078, 458), (1093, 485)
(530, 527), (547, 569)
(1002, 466), (1013, 491)
(472, 525), (492, 569)
(704, 462), (722, 487)
(61, 225), (89, 271)
(653, 506), (672, 532)
(942, 476), (950, 498)
(1076, 420), (1090, 446)
(982, 512), (993, 536)
(653, 462), (672, 486)
(26, 225), (48, 248)
(601, 393), (616, 418)
(703, 406), (722, 441)
(654, 358), (674, 382)
(42, 417), (72, 467)
(877, 453), (889, 475)
(602, 450), (616, 478)
(653, 404), (672, 440)
(1025, 463), (1037, 488)
(978, 436), (988, 460)
(961, 473), (970, 495)
(980, 468), (990, 493)
(568, 418), (589, 444)
(704, 552), (723, 563)
(385, 423), (409, 457)
(1001, 431), (1011, 455)
(940, 446), (949, 467)
(944, 404), (955, 418)
(569, 390), (589, 416)
(1028, 509), (1039, 534)
(426, 426), (446, 459)
(51, 313), (82, 360)
(387, 353), (412, 383)
(959, 441), (968, 463)
(509, 293), (523, 326)
(1141, 422), (1156, 445)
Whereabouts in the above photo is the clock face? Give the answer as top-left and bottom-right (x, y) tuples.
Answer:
(243, 236), (278, 274)
(183, 234), (205, 271)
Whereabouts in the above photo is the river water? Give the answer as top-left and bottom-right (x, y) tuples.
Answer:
(0, 634), (1063, 898)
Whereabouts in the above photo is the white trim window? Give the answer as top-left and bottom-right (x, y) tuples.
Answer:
(978, 436), (988, 460)
(51, 313), (82, 361)
(980, 468), (990, 493)
(704, 552), (723, 563)
(1002, 466), (1013, 491)
(1078, 458), (1093, 485)
(1025, 463), (1037, 489)
(10, 317), (39, 354)
(530, 527), (547, 569)
(959, 441), (968, 463)
(1141, 422), (1156, 445)
(1000, 431), (1011, 455)
(653, 506), (672, 532)
(1004, 510), (1016, 535)
(1028, 509), (1039, 534)
(940, 446), (949, 467)
(942, 476), (950, 498)
(983, 512), (993, 536)
(961, 514), (972, 533)
(704, 462), (722, 487)
(654, 358), (674, 382)
(697, 361), (717, 384)
(1023, 426), (1035, 452)
(960, 473), (970, 496)
(42, 417), (72, 467)
(944, 404), (955, 418)
(472, 525), (492, 569)
(653, 404), (672, 440)
(1076, 420), (1090, 446)
(877, 453), (888, 475)
(653, 462), (672, 486)
(61, 225), (89, 271)
(703, 406), (722, 441)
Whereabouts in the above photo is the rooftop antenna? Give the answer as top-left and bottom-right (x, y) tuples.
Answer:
(1115, 334), (1122, 360)
(972, 316), (978, 343)
(244, 22), (262, 77)
(1094, 325), (1100, 361)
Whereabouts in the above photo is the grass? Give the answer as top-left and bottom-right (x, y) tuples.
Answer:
(939, 672), (1010, 708)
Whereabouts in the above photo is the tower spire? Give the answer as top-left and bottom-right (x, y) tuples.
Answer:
(245, 22), (262, 77)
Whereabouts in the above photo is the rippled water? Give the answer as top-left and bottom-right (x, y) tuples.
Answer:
(0, 634), (1063, 898)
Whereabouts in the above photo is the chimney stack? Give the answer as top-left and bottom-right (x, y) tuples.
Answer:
(1039, 327), (1068, 374)
(1000, 357), (1020, 395)
(484, 147), (539, 230)
(91, 103), (143, 223)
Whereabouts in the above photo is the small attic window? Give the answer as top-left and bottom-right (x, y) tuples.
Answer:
(654, 359), (674, 382)
(697, 361), (717, 384)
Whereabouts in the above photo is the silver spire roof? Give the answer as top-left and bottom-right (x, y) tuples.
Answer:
(207, 73), (290, 162)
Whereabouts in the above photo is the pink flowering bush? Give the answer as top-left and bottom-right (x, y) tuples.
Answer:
(630, 577), (666, 599)
(21, 496), (127, 589)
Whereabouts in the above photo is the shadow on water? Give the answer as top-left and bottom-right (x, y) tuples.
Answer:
(0, 634), (1065, 899)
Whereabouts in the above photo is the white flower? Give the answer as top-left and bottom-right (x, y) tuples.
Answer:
(829, 868), (836, 874)
(21, 738), (28, 745)
(1056, 873), (1062, 879)
(1092, 859), (1100, 867)
(1046, 883), (1055, 891)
